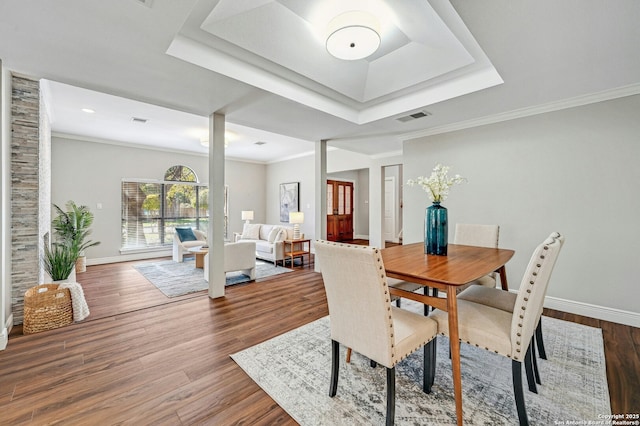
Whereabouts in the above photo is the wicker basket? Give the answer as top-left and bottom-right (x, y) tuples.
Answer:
(23, 284), (73, 334)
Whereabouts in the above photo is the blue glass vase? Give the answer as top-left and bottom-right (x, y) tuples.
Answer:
(425, 202), (448, 255)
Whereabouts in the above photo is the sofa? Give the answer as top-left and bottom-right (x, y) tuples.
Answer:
(173, 228), (207, 262)
(235, 223), (297, 265)
(203, 241), (257, 281)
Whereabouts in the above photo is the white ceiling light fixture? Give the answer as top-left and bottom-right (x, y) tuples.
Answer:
(199, 136), (229, 148)
(326, 10), (381, 61)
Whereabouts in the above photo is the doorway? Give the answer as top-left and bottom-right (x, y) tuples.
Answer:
(326, 180), (354, 241)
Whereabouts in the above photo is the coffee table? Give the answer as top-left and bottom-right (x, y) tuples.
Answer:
(187, 246), (209, 268)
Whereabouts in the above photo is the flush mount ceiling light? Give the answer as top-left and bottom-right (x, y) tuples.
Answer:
(326, 10), (381, 61)
(200, 136), (228, 148)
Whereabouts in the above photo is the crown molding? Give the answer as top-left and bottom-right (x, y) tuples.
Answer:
(401, 83), (640, 141)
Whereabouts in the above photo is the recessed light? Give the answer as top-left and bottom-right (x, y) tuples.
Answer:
(131, 117), (148, 123)
(81, 108), (95, 114)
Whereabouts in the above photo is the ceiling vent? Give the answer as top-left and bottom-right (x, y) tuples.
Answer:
(131, 117), (148, 124)
(254, 141), (267, 145)
(396, 110), (432, 123)
(133, 0), (154, 8)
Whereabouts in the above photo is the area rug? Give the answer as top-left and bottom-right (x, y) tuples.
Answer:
(134, 259), (292, 297)
(231, 301), (610, 425)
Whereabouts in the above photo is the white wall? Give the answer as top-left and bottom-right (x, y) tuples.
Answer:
(51, 136), (266, 263)
(226, 159), (267, 237)
(266, 155), (316, 240)
(403, 95), (640, 325)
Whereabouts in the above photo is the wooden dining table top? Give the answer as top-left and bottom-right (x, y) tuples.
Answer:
(381, 242), (515, 288)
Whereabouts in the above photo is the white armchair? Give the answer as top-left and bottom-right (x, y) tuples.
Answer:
(172, 228), (207, 262)
(203, 241), (257, 281)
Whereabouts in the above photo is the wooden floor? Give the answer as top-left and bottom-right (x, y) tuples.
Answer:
(1, 253), (638, 424)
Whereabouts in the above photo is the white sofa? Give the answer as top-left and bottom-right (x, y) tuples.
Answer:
(173, 228), (207, 262)
(203, 241), (257, 281)
(235, 223), (296, 265)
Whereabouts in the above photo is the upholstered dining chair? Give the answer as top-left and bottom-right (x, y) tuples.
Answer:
(454, 223), (501, 288)
(458, 283), (549, 365)
(314, 240), (438, 426)
(429, 232), (564, 426)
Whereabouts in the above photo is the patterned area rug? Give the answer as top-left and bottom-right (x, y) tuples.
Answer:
(134, 258), (292, 297)
(231, 301), (610, 425)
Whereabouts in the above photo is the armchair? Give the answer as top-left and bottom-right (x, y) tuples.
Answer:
(203, 241), (257, 281)
(172, 228), (207, 262)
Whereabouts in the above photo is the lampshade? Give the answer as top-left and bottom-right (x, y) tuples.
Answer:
(288, 211), (304, 224)
(241, 210), (254, 222)
(326, 10), (381, 60)
(289, 211), (304, 240)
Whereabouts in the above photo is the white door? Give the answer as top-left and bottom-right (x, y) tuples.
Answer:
(384, 177), (396, 242)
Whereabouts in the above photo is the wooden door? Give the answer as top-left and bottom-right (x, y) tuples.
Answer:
(326, 180), (354, 241)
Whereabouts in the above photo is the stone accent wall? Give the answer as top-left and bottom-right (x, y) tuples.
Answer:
(10, 75), (40, 324)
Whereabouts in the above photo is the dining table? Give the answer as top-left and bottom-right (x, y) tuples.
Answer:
(382, 242), (515, 426)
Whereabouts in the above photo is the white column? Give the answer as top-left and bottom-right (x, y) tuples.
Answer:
(368, 164), (384, 248)
(314, 140), (327, 272)
(207, 113), (225, 298)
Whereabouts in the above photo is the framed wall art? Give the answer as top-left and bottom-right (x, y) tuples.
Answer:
(279, 182), (299, 222)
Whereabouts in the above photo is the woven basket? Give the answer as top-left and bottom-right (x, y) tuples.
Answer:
(23, 284), (73, 334)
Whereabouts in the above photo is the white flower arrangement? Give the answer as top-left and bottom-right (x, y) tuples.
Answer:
(407, 164), (467, 203)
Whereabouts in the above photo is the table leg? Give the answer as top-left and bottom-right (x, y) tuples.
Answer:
(498, 266), (509, 291)
(195, 253), (205, 268)
(447, 286), (464, 426)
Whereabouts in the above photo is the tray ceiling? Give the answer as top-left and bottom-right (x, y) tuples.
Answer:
(167, 0), (503, 124)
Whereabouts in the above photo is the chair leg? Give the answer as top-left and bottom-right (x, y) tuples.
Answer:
(330, 340), (339, 397)
(371, 359), (378, 368)
(396, 298), (401, 308)
(386, 367), (396, 426)
(531, 336), (541, 385)
(536, 321), (547, 360)
(423, 338), (436, 393)
(346, 348), (352, 363)
(524, 344), (537, 394)
(512, 360), (530, 426)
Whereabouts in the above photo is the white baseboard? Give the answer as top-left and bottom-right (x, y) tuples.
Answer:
(543, 295), (640, 328)
(432, 290), (639, 327)
(87, 250), (172, 266)
(1, 313), (13, 351)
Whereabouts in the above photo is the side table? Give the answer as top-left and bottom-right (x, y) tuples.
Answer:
(187, 246), (209, 268)
(283, 239), (311, 268)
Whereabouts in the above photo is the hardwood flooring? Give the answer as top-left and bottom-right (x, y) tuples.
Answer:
(2, 254), (638, 424)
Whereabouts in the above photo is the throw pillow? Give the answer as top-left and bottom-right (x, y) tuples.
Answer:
(242, 223), (261, 240)
(267, 226), (281, 243)
(274, 229), (286, 242)
(175, 227), (197, 242)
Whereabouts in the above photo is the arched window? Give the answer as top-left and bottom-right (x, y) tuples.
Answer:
(164, 165), (198, 182)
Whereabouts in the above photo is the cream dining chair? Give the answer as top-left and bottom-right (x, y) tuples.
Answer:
(389, 223), (500, 312)
(454, 223), (501, 288)
(314, 240), (438, 426)
(429, 232), (564, 426)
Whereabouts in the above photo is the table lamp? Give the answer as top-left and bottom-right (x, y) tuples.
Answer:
(241, 210), (254, 224)
(289, 211), (304, 240)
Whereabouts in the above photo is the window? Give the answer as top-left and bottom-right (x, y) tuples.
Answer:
(121, 166), (210, 251)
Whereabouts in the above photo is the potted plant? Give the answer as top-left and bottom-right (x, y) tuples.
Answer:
(43, 239), (78, 282)
(52, 201), (100, 273)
